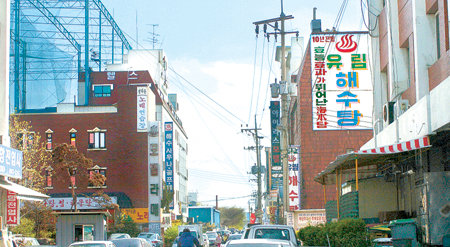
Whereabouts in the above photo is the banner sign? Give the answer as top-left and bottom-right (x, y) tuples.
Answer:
(311, 33), (373, 130)
(137, 87), (148, 132)
(297, 210), (326, 229)
(6, 190), (19, 225)
(164, 122), (174, 194)
(122, 208), (149, 224)
(288, 146), (300, 211)
(44, 197), (117, 210)
(0, 145), (23, 179)
(148, 122), (162, 223)
(270, 101), (282, 193)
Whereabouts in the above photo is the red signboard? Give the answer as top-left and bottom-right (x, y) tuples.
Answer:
(250, 213), (256, 224)
(6, 190), (19, 225)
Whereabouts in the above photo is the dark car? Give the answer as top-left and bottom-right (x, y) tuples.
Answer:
(112, 238), (152, 247)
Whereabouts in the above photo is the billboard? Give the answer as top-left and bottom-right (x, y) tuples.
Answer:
(44, 197), (117, 210)
(311, 33), (373, 130)
(270, 101), (282, 193)
(164, 122), (174, 192)
(287, 146), (300, 211)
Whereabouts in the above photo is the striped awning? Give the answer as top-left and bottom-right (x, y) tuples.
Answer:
(358, 136), (431, 154)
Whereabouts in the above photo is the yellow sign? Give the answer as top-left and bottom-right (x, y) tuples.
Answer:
(122, 208), (149, 224)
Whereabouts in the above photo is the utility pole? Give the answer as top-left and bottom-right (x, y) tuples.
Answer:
(253, 0), (297, 224)
(241, 116), (263, 223)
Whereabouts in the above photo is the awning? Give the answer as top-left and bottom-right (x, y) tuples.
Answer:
(315, 136), (432, 185)
(358, 136), (431, 154)
(0, 179), (49, 201)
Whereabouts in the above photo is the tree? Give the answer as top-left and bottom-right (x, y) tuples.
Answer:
(9, 116), (52, 192)
(220, 207), (245, 229)
(108, 215), (140, 237)
(51, 143), (108, 211)
(161, 182), (174, 213)
(9, 116), (54, 238)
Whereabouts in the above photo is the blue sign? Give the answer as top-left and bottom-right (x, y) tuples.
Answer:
(164, 122), (174, 192)
(0, 145), (23, 179)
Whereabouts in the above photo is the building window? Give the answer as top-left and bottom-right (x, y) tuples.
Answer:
(74, 225), (94, 242)
(87, 127), (106, 149)
(69, 128), (77, 146)
(93, 85), (112, 97)
(88, 165), (107, 188)
(45, 129), (53, 150)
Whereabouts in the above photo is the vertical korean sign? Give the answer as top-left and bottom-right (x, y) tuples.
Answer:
(287, 146), (300, 211)
(311, 33), (372, 130)
(137, 87), (148, 132)
(7, 190), (19, 225)
(148, 122), (161, 232)
(270, 101), (282, 193)
(164, 122), (174, 209)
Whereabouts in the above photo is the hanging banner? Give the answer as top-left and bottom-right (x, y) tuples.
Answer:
(164, 122), (174, 207)
(137, 87), (148, 132)
(288, 146), (300, 211)
(270, 101), (282, 194)
(311, 32), (373, 130)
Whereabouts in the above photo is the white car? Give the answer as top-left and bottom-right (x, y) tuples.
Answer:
(69, 241), (117, 247)
(226, 239), (296, 247)
(109, 234), (131, 240)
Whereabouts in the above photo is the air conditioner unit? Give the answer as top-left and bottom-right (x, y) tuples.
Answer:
(383, 101), (395, 125)
(394, 99), (409, 117)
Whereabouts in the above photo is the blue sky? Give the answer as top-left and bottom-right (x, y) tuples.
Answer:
(102, 0), (368, 210)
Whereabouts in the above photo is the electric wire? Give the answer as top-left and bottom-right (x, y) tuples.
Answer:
(247, 36), (259, 123)
(254, 36), (266, 116)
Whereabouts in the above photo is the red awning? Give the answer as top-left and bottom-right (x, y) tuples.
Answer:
(357, 136), (430, 154)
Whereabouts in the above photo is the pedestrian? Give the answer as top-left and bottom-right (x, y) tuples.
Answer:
(177, 228), (201, 247)
(215, 233), (222, 247)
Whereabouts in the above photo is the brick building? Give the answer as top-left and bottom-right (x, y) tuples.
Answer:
(18, 50), (189, 229)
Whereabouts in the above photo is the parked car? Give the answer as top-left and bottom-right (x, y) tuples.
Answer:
(225, 239), (296, 247)
(372, 237), (393, 247)
(205, 231), (218, 246)
(112, 238), (152, 247)
(11, 236), (40, 247)
(136, 233), (162, 247)
(109, 234), (131, 240)
(241, 225), (299, 246)
(68, 241), (117, 247)
(202, 234), (209, 247)
(224, 234), (242, 246)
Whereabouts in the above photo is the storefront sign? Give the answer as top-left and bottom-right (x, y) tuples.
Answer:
(288, 146), (300, 211)
(6, 190), (19, 225)
(0, 145), (23, 179)
(44, 197), (117, 210)
(122, 208), (149, 224)
(270, 101), (283, 194)
(311, 33), (372, 130)
(137, 87), (148, 131)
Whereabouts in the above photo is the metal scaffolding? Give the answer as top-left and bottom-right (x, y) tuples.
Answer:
(10, 0), (132, 111)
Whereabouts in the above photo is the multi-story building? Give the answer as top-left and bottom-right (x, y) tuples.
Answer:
(18, 49), (189, 230)
(314, 0), (449, 245)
